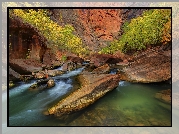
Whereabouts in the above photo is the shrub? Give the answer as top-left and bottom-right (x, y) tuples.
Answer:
(99, 9), (171, 54)
(12, 9), (88, 57)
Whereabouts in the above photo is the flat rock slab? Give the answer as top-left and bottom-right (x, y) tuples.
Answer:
(47, 72), (120, 117)
(120, 49), (171, 83)
(9, 59), (42, 74)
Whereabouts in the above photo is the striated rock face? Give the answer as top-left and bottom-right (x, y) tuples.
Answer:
(76, 9), (122, 51)
(9, 17), (63, 70)
(47, 72), (120, 117)
(120, 49), (171, 83)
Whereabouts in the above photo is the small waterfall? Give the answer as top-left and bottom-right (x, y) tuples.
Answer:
(55, 67), (85, 79)
(118, 81), (130, 87)
(55, 66), (63, 70)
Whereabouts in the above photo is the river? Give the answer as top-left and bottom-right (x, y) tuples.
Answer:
(7, 68), (171, 126)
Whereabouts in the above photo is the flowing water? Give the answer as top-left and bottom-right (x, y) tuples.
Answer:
(8, 68), (171, 126)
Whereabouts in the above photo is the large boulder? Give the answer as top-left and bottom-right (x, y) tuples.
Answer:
(120, 49), (171, 83)
(47, 71), (120, 117)
(9, 59), (42, 75)
(89, 53), (123, 67)
(47, 79), (55, 88)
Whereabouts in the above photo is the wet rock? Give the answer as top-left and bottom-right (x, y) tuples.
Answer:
(120, 49), (171, 83)
(47, 70), (64, 77)
(68, 62), (77, 71)
(155, 89), (171, 104)
(20, 75), (34, 82)
(9, 81), (15, 88)
(29, 83), (38, 90)
(29, 78), (52, 90)
(47, 71), (120, 117)
(35, 71), (46, 79)
(47, 79), (55, 88)
(61, 62), (68, 71)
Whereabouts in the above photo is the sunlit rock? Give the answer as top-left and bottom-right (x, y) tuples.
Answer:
(47, 71), (120, 117)
(47, 79), (55, 88)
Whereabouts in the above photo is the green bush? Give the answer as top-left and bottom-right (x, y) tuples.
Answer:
(61, 55), (67, 62)
(99, 9), (171, 54)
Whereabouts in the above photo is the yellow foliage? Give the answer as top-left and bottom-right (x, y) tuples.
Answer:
(162, 20), (171, 44)
(11, 9), (88, 56)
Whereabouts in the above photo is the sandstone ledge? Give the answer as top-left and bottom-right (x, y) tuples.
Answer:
(120, 49), (171, 83)
(47, 72), (120, 117)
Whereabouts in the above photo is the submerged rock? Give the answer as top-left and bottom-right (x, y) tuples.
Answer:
(29, 78), (55, 90)
(29, 83), (38, 90)
(47, 71), (120, 117)
(155, 89), (171, 104)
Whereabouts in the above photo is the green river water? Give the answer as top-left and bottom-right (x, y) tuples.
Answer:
(8, 68), (171, 126)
